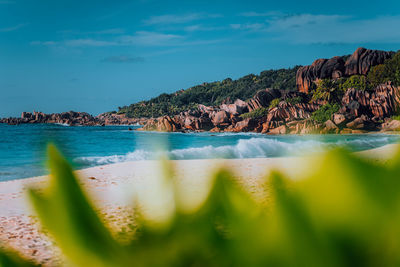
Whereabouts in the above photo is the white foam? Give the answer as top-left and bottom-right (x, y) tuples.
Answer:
(73, 135), (396, 167)
(54, 123), (70, 127)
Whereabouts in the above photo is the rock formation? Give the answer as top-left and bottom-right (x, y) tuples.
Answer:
(247, 89), (282, 111)
(340, 82), (400, 119)
(296, 48), (394, 93)
(0, 111), (144, 126)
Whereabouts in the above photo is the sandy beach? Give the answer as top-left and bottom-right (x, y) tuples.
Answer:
(0, 144), (399, 265)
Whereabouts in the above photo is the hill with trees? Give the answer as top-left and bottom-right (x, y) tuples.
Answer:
(116, 66), (301, 118)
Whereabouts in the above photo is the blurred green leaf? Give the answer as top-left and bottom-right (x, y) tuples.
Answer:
(3, 144), (400, 266)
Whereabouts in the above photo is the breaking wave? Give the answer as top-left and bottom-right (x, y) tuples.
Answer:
(73, 136), (392, 167)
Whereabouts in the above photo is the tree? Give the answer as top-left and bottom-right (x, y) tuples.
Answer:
(384, 52), (400, 86)
(312, 79), (342, 103)
(367, 64), (388, 88)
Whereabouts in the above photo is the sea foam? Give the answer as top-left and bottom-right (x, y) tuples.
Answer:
(73, 136), (391, 167)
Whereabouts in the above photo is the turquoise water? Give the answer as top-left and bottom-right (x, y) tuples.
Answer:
(1, 124), (400, 181)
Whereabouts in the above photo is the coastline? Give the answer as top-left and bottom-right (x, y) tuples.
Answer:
(0, 144), (399, 265)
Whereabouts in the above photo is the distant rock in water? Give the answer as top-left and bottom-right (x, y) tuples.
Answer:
(296, 47), (394, 93)
(0, 111), (146, 126)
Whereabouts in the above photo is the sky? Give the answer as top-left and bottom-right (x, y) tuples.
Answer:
(1, 0), (400, 117)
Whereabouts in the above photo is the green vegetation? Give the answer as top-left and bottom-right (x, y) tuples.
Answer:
(118, 66), (301, 118)
(269, 98), (281, 109)
(311, 51), (400, 104)
(3, 145), (400, 266)
(368, 51), (400, 87)
(312, 79), (343, 103)
(392, 115), (400, 121)
(285, 96), (303, 105)
(340, 75), (368, 91)
(312, 75), (369, 104)
(311, 103), (340, 123)
(367, 64), (387, 88)
(240, 107), (269, 119)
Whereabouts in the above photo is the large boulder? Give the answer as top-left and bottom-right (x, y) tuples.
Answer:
(247, 89), (282, 111)
(268, 125), (287, 135)
(156, 116), (180, 132)
(340, 82), (400, 119)
(345, 115), (377, 130)
(230, 118), (257, 132)
(219, 99), (248, 115)
(266, 102), (320, 122)
(332, 113), (347, 127)
(322, 120), (340, 134)
(344, 47), (394, 76)
(296, 56), (346, 93)
(139, 116), (181, 132)
(175, 112), (213, 131)
(381, 120), (400, 132)
(211, 110), (229, 126)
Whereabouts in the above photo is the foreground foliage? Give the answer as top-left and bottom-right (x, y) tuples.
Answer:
(2, 145), (400, 266)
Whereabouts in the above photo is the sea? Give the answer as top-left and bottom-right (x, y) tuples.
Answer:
(1, 123), (399, 181)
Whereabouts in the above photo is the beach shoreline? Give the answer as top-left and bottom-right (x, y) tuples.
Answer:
(0, 144), (399, 265)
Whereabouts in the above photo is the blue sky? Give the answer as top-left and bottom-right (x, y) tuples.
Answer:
(1, 0), (400, 117)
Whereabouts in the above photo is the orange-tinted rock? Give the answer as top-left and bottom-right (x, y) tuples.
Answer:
(296, 56), (345, 93)
(340, 82), (400, 119)
(230, 118), (257, 132)
(211, 110), (229, 125)
(381, 120), (400, 132)
(268, 125), (287, 134)
(344, 47), (394, 76)
(247, 89), (282, 111)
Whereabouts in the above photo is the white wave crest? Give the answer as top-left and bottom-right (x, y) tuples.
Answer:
(73, 136), (395, 167)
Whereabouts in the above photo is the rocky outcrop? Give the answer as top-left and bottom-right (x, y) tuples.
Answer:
(247, 89), (282, 111)
(138, 116), (181, 132)
(340, 82), (400, 119)
(96, 113), (146, 125)
(381, 120), (400, 132)
(266, 102), (320, 123)
(344, 47), (394, 76)
(296, 57), (346, 93)
(174, 111), (213, 131)
(0, 111), (145, 126)
(296, 48), (394, 93)
(219, 99), (248, 115)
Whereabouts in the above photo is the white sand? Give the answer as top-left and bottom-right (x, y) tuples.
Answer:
(0, 144), (398, 265)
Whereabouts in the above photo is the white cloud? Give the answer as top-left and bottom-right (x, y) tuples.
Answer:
(240, 11), (278, 17)
(143, 13), (222, 25)
(266, 14), (400, 44)
(119, 31), (182, 46)
(30, 41), (57, 46)
(64, 39), (118, 47)
(230, 23), (266, 31)
(31, 31), (183, 48)
(59, 28), (125, 35)
(30, 39), (117, 47)
(101, 55), (145, 63)
(183, 24), (225, 32)
(0, 23), (27, 32)
(267, 14), (349, 30)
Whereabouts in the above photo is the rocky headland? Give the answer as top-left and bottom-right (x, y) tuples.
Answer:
(138, 48), (400, 134)
(0, 111), (147, 126)
(2, 47), (400, 133)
